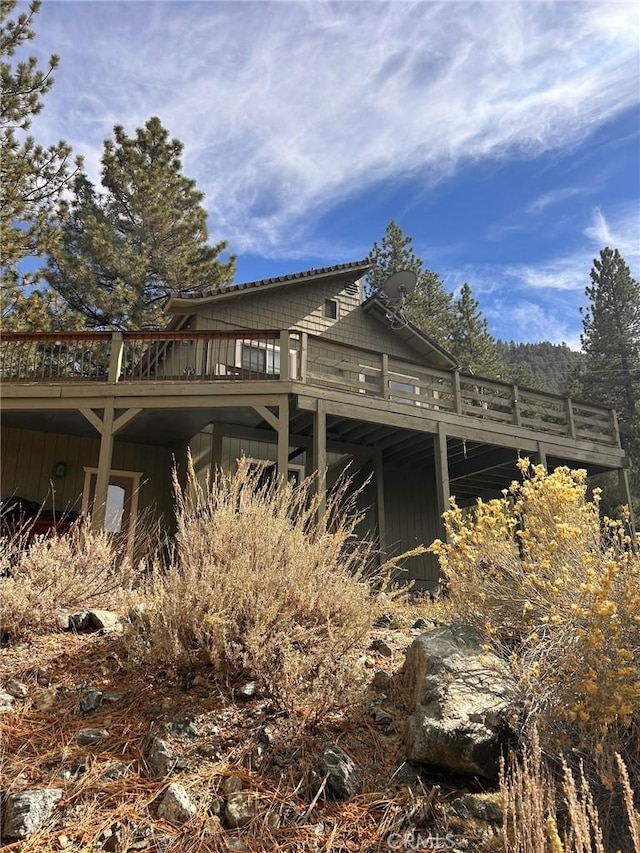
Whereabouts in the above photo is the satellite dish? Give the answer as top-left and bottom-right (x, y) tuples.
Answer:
(382, 270), (417, 300)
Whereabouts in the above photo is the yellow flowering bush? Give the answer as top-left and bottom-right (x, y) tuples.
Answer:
(429, 460), (640, 750)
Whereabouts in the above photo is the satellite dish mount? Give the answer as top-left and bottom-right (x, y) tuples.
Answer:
(379, 270), (417, 327)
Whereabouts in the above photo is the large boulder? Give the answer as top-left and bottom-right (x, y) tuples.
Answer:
(402, 624), (517, 779)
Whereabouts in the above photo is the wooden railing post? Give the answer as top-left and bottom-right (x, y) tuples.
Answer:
(453, 370), (462, 414)
(566, 398), (577, 439)
(299, 332), (308, 382)
(107, 332), (124, 383)
(279, 330), (290, 381)
(610, 408), (622, 447)
(381, 353), (390, 399)
(512, 384), (522, 426)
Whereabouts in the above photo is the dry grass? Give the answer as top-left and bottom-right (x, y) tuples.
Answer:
(0, 519), (137, 641)
(127, 456), (410, 719)
(500, 728), (640, 853)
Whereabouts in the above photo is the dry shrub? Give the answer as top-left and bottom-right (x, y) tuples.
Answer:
(501, 729), (640, 853)
(128, 456), (402, 716)
(1, 519), (135, 640)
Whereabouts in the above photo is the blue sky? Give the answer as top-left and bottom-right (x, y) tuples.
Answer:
(28, 1), (640, 348)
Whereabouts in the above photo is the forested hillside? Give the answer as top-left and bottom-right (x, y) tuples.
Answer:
(496, 340), (584, 396)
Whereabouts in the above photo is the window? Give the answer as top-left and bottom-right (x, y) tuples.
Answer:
(104, 484), (126, 533)
(240, 342), (280, 375)
(244, 459), (305, 486)
(324, 299), (338, 320)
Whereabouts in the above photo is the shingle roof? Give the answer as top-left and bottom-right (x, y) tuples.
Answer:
(168, 259), (372, 301)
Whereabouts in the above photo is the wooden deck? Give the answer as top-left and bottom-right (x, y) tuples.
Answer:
(0, 329), (620, 449)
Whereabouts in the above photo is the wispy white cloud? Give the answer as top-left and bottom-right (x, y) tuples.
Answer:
(30, 1), (640, 256)
(527, 186), (594, 215)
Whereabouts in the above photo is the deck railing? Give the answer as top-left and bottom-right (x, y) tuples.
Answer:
(0, 330), (619, 446)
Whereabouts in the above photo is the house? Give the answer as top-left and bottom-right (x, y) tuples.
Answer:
(0, 260), (633, 586)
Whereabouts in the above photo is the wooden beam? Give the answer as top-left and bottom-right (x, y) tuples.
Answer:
(433, 423), (450, 538)
(618, 467), (637, 538)
(253, 404), (280, 432)
(92, 402), (115, 532)
(79, 407), (103, 434)
(113, 407), (143, 435)
(374, 447), (386, 556)
(277, 395), (289, 479)
(314, 399), (327, 522)
(537, 443), (548, 471)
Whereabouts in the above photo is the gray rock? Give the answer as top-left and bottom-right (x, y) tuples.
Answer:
(402, 624), (517, 780)
(237, 681), (258, 701)
(390, 762), (423, 785)
(372, 670), (392, 692)
(370, 706), (394, 734)
(412, 618), (428, 630)
(226, 840), (250, 852)
(87, 609), (121, 630)
(94, 820), (124, 852)
(56, 610), (71, 631)
(102, 762), (128, 781)
(319, 743), (360, 800)
(168, 717), (199, 738)
(221, 775), (244, 795)
(76, 727), (109, 746)
(224, 791), (258, 829)
(80, 688), (103, 713)
(0, 690), (15, 711)
(208, 797), (225, 818)
(147, 737), (177, 778)
(2, 788), (63, 839)
(153, 783), (196, 824)
(102, 690), (124, 704)
(370, 638), (393, 657)
(5, 679), (28, 699)
(449, 793), (503, 823)
(69, 610), (92, 632)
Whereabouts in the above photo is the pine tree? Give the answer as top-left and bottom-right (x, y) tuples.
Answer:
(580, 247), (640, 502)
(0, 0), (81, 329)
(46, 117), (236, 330)
(451, 283), (504, 378)
(367, 221), (454, 346)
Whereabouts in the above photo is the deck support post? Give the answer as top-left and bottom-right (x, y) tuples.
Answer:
(618, 467), (637, 539)
(433, 422), (450, 540)
(92, 402), (115, 532)
(314, 399), (327, 524)
(78, 405), (142, 531)
(536, 443), (548, 471)
(277, 394), (289, 480)
(374, 447), (386, 558)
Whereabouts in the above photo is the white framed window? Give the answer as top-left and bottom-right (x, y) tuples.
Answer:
(234, 340), (298, 379)
(82, 467), (143, 556)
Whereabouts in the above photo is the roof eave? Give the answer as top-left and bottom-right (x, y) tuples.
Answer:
(362, 295), (458, 370)
(165, 260), (372, 313)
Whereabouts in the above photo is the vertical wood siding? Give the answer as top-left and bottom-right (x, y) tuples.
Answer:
(383, 462), (442, 588)
(1, 426), (175, 528)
